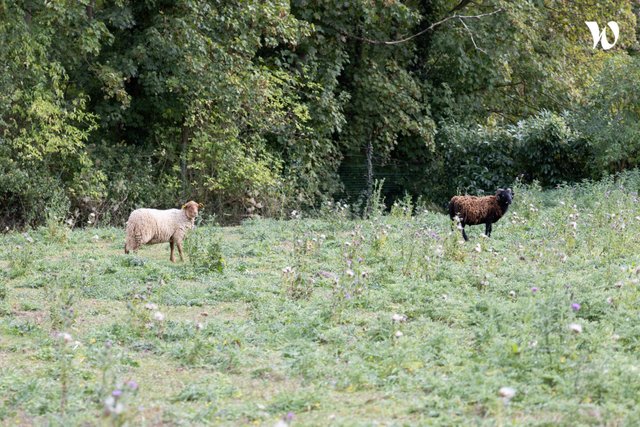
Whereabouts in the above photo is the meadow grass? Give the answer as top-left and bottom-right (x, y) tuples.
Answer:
(2, 173), (640, 425)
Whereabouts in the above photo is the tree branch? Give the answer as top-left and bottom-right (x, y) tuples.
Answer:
(459, 17), (485, 53)
(336, 8), (504, 46)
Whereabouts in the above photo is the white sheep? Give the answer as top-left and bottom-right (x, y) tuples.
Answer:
(124, 201), (202, 262)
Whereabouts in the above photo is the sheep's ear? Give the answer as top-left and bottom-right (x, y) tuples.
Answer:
(507, 187), (513, 195)
(198, 203), (204, 208)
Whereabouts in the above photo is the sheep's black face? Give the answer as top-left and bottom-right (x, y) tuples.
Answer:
(496, 188), (514, 206)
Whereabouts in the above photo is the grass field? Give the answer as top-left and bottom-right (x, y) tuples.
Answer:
(2, 174), (640, 426)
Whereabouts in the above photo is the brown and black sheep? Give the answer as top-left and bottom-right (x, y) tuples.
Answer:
(448, 188), (514, 241)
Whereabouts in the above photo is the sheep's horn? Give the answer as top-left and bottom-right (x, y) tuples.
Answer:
(198, 203), (204, 208)
(181, 204), (186, 209)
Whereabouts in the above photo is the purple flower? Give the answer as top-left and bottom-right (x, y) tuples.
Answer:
(531, 287), (539, 293)
(571, 303), (581, 311)
(127, 380), (138, 390)
(345, 292), (352, 300)
(285, 412), (295, 422)
(112, 389), (123, 397)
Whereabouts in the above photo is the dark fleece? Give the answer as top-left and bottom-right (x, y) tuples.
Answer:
(448, 191), (512, 225)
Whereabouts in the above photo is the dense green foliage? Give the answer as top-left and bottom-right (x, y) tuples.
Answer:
(1, 1), (638, 226)
(3, 175), (640, 423)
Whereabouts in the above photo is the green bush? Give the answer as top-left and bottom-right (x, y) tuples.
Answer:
(513, 111), (593, 186)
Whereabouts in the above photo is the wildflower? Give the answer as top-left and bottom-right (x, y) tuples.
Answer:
(344, 292), (351, 300)
(285, 412), (295, 422)
(57, 332), (73, 344)
(606, 297), (614, 305)
(569, 323), (582, 334)
(571, 302), (581, 312)
(126, 380), (138, 390)
(346, 269), (355, 278)
(361, 271), (368, 279)
(531, 287), (539, 293)
(509, 290), (516, 298)
(499, 386), (516, 403)
(392, 314), (407, 322)
(282, 266), (294, 274)
(196, 322), (204, 331)
(475, 244), (481, 252)
(569, 221), (577, 229)
(112, 389), (123, 397)
(103, 396), (125, 416)
(153, 311), (165, 322)
(395, 331), (403, 338)
(144, 303), (158, 310)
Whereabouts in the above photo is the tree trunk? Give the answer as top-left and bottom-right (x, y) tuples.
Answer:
(86, 0), (95, 20)
(181, 123), (190, 194)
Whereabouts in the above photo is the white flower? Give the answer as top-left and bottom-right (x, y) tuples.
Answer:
(57, 332), (73, 343)
(196, 322), (204, 331)
(346, 269), (355, 278)
(392, 314), (407, 322)
(103, 396), (125, 416)
(144, 303), (158, 310)
(282, 266), (294, 274)
(153, 311), (165, 322)
(394, 330), (403, 338)
(569, 323), (582, 334)
(499, 386), (516, 403)
(508, 290), (516, 298)
(475, 244), (481, 252)
(569, 221), (577, 229)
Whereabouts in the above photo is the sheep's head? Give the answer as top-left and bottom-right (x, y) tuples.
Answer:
(182, 201), (202, 219)
(495, 188), (514, 206)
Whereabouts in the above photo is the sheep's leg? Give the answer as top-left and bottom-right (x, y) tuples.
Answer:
(461, 226), (469, 242)
(169, 238), (175, 263)
(177, 241), (184, 262)
(485, 223), (492, 237)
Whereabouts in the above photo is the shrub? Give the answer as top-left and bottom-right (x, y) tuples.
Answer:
(513, 111), (593, 186)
